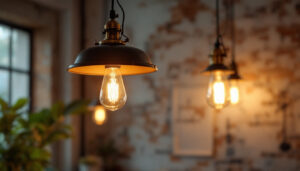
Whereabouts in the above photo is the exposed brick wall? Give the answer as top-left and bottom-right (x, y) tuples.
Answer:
(105, 0), (300, 170)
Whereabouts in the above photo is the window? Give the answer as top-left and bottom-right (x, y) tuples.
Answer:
(0, 22), (32, 109)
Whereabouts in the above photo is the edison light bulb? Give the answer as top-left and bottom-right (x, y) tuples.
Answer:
(229, 80), (240, 105)
(206, 71), (230, 110)
(93, 106), (106, 125)
(100, 66), (127, 111)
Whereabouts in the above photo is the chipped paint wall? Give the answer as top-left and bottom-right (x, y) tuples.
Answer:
(90, 0), (300, 170)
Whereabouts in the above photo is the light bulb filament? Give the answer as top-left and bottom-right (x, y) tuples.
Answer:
(107, 77), (119, 103)
(213, 81), (225, 105)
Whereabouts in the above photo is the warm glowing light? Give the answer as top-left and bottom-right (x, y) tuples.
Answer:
(207, 71), (229, 109)
(100, 67), (127, 111)
(107, 77), (119, 103)
(93, 106), (106, 125)
(213, 81), (225, 104)
(229, 80), (240, 105)
(230, 86), (239, 104)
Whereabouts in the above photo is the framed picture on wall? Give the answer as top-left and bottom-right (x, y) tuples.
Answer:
(172, 84), (214, 156)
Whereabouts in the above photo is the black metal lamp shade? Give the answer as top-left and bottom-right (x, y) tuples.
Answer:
(202, 41), (232, 75)
(69, 4), (157, 76)
(68, 44), (157, 76)
(202, 63), (231, 75)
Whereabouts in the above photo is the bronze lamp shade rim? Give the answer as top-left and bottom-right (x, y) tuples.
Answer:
(68, 44), (157, 76)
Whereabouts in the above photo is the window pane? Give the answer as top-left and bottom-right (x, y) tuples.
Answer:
(12, 29), (30, 71)
(0, 70), (9, 102)
(11, 72), (29, 106)
(0, 25), (10, 67)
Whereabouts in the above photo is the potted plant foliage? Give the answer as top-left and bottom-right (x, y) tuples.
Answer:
(0, 98), (88, 170)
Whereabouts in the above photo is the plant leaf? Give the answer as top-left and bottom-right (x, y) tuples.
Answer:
(29, 109), (52, 125)
(12, 98), (28, 111)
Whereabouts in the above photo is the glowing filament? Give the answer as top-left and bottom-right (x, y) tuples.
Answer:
(107, 77), (119, 103)
(213, 81), (225, 105)
(230, 86), (239, 104)
(206, 71), (229, 110)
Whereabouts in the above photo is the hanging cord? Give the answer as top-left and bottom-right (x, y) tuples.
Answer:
(215, 0), (225, 56)
(111, 0), (114, 10)
(216, 0), (220, 38)
(215, 0), (227, 57)
(116, 0), (129, 42)
(109, 0), (118, 19)
(230, 0), (236, 62)
(215, 0), (229, 56)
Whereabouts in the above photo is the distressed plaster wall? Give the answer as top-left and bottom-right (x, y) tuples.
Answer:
(98, 0), (300, 170)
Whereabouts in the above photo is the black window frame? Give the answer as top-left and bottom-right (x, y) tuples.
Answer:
(0, 20), (33, 110)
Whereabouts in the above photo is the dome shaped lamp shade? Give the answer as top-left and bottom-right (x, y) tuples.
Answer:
(68, 44), (157, 76)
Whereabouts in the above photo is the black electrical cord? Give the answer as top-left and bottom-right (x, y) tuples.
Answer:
(220, 36), (227, 56)
(111, 0), (114, 10)
(116, 0), (124, 36)
(230, 0), (236, 62)
(216, 0), (220, 38)
(215, 0), (224, 52)
(109, 0), (117, 19)
(116, 0), (129, 42)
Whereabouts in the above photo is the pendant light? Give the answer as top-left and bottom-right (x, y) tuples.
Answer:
(68, 0), (157, 111)
(227, 0), (242, 105)
(203, 0), (232, 110)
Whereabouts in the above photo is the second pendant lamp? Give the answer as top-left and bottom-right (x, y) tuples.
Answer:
(203, 0), (233, 110)
(68, 0), (158, 111)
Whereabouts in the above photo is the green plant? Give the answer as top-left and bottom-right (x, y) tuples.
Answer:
(0, 98), (88, 171)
